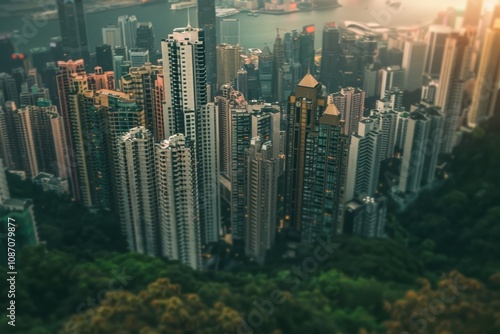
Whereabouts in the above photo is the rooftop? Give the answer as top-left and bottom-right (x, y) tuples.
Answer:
(297, 72), (319, 88)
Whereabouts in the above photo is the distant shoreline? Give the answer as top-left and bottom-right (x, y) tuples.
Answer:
(1, 2), (342, 21)
(257, 4), (342, 16)
(0, 1), (153, 20)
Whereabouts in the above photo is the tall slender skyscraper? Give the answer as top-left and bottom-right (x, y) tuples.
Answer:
(345, 119), (382, 202)
(399, 110), (430, 194)
(18, 103), (62, 177)
(299, 25), (316, 77)
(402, 40), (426, 92)
(198, 0), (217, 96)
(424, 25), (452, 79)
(435, 33), (471, 153)
(8, 104), (39, 177)
(56, 0), (89, 62)
(228, 104), (251, 242)
(421, 107), (444, 187)
(272, 30), (285, 102)
(463, 0), (484, 28)
(468, 20), (500, 127)
(259, 46), (274, 101)
(320, 22), (343, 94)
(285, 73), (326, 232)
(156, 134), (201, 270)
(161, 25), (220, 247)
(283, 30), (303, 100)
(369, 107), (398, 160)
(245, 137), (278, 264)
(0, 34), (17, 74)
(117, 127), (158, 256)
(136, 22), (156, 61)
(301, 103), (349, 242)
(56, 59), (85, 200)
(118, 15), (138, 51)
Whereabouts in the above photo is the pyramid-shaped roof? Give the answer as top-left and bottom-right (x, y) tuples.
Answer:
(298, 72), (319, 88)
(324, 103), (339, 116)
(261, 45), (272, 57)
(320, 103), (341, 126)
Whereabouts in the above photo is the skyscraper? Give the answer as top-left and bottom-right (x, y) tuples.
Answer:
(435, 33), (471, 153)
(161, 26), (207, 136)
(136, 22), (156, 61)
(394, 109), (410, 154)
(399, 110), (430, 194)
(220, 19), (240, 45)
(152, 73), (165, 141)
(345, 119), (382, 202)
(0, 102), (21, 171)
(272, 30), (285, 102)
(121, 63), (163, 132)
(299, 25), (316, 77)
(285, 73), (326, 232)
(245, 137), (278, 264)
(259, 46), (274, 101)
(96, 44), (113, 72)
(129, 48), (149, 67)
(0, 159), (9, 205)
(56, 59), (85, 200)
(18, 103), (63, 177)
(117, 127), (158, 256)
(0, 73), (20, 107)
(282, 30), (302, 99)
(330, 87), (366, 135)
(379, 66), (404, 99)
(198, 0), (217, 96)
(421, 107), (444, 187)
(161, 25), (220, 247)
(229, 104), (251, 242)
(216, 44), (242, 89)
(463, 0), (484, 28)
(7, 104), (40, 177)
(56, 0), (89, 62)
(468, 20), (500, 126)
(118, 15), (138, 51)
(0, 34), (16, 74)
(369, 107), (398, 160)
(107, 90), (148, 210)
(102, 25), (123, 49)
(301, 103), (349, 242)
(30, 47), (52, 72)
(156, 134), (201, 270)
(424, 25), (452, 79)
(237, 68), (248, 99)
(320, 22), (343, 94)
(402, 40), (426, 92)
(67, 85), (118, 209)
(345, 195), (386, 238)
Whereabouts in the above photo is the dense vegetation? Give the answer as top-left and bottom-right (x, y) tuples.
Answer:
(1, 116), (499, 333)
